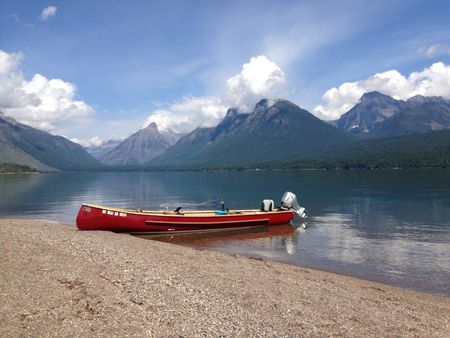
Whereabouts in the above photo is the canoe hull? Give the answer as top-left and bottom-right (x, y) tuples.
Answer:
(76, 204), (295, 234)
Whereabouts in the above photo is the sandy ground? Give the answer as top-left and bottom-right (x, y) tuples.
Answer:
(0, 219), (449, 337)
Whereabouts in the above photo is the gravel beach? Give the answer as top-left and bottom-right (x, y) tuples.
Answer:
(1, 219), (449, 337)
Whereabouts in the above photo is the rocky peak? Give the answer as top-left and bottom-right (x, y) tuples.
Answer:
(358, 91), (403, 107)
(246, 99), (300, 126)
(211, 108), (249, 140)
(224, 108), (240, 119)
(251, 99), (271, 116)
(255, 98), (270, 109)
(337, 92), (450, 137)
(141, 122), (159, 134)
(337, 92), (404, 133)
(99, 122), (183, 165)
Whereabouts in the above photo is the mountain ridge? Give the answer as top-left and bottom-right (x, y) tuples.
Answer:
(149, 99), (357, 168)
(99, 122), (183, 165)
(86, 139), (122, 159)
(2, 92), (450, 171)
(336, 91), (450, 137)
(0, 113), (101, 171)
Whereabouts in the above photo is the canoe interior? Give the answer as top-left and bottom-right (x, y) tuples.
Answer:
(84, 204), (270, 217)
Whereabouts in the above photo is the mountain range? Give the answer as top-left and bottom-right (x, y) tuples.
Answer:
(1, 91), (450, 171)
(146, 93), (450, 168)
(148, 99), (355, 168)
(95, 122), (182, 165)
(86, 139), (121, 159)
(336, 91), (450, 137)
(0, 113), (101, 171)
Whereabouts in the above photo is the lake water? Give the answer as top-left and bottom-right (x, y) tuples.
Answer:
(1, 170), (449, 297)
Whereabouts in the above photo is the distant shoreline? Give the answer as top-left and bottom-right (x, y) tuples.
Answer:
(0, 163), (37, 174)
(4, 166), (450, 174)
(1, 219), (449, 336)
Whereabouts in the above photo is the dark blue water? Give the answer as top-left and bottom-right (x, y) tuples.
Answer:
(1, 170), (449, 297)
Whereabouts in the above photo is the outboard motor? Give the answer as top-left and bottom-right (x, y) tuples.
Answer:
(281, 191), (307, 218)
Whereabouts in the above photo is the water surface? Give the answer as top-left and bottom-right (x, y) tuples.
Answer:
(1, 170), (449, 296)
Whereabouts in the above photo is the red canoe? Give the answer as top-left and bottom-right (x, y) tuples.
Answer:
(76, 192), (307, 234)
(76, 204), (296, 234)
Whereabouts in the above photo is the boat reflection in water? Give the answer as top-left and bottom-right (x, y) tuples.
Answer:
(136, 222), (307, 256)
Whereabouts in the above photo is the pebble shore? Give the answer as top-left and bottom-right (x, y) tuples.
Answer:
(1, 219), (449, 337)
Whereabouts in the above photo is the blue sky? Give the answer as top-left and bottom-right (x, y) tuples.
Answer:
(1, 0), (449, 144)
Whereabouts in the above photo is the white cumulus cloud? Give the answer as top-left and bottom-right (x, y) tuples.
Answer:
(40, 6), (57, 21)
(0, 49), (94, 131)
(143, 55), (286, 133)
(314, 62), (450, 120)
(223, 55), (285, 111)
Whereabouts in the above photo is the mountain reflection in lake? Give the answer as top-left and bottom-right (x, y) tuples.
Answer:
(0, 170), (449, 297)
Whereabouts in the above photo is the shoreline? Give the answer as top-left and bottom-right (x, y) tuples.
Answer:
(3, 166), (449, 174)
(1, 219), (449, 336)
(154, 229), (450, 299)
(4, 216), (448, 298)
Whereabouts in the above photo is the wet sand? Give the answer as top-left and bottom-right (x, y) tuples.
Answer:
(0, 219), (449, 337)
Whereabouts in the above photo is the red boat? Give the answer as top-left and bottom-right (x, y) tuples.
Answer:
(76, 191), (307, 234)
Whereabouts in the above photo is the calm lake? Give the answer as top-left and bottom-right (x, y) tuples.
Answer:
(1, 170), (449, 297)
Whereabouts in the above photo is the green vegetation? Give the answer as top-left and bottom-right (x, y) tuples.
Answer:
(277, 130), (450, 169)
(0, 163), (37, 173)
(318, 129), (450, 169)
(146, 129), (450, 170)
